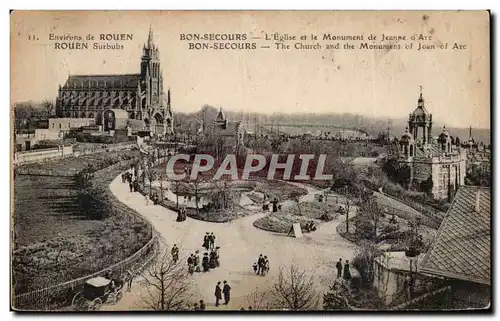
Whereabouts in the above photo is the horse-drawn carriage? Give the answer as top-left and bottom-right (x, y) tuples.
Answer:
(71, 276), (124, 311)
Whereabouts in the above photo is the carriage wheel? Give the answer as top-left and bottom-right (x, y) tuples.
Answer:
(115, 291), (123, 303)
(71, 292), (84, 306)
(89, 298), (103, 311)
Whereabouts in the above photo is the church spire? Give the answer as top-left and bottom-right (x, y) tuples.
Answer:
(147, 25), (154, 49)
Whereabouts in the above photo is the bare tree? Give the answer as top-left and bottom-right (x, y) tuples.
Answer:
(189, 175), (206, 214)
(141, 250), (191, 311)
(246, 289), (273, 311)
(358, 195), (384, 238)
(170, 179), (185, 209)
(42, 100), (55, 118)
(271, 265), (319, 310)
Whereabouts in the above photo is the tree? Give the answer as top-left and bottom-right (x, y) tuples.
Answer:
(141, 249), (191, 311)
(42, 100), (55, 118)
(170, 179), (186, 209)
(351, 241), (382, 286)
(246, 289), (273, 311)
(271, 265), (319, 310)
(157, 171), (167, 203)
(323, 279), (351, 310)
(358, 195), (384, 238)
(206, 179), (236, 210)
(338, 186), (358, 234)
(189, 175), (206, 214)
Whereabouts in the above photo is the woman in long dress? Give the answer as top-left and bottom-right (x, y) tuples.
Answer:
(202, 253), (210, 272)
(194, 251), (201, 272)
(343, 260), (352, 280)
(215, 246), (221, 267)
(209, 250), (217, 269)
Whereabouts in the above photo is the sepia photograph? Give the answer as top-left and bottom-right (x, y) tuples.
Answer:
(10, 10), (491, 312)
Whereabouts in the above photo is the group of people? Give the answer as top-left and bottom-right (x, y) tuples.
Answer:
(122, 172), (139, 193)
(335, 258), (352, 280)
(187, 248), (220, 274)
(214, 280), (232, 307)
(191, 300), (206, 311)
(253, 254), (270, 276)
(176, 207), (187, 222)
(303, 220), (317, 233)
(145, 193), (160, 206)
(202, 232), (216, 250)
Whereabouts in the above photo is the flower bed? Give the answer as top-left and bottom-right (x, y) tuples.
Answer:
(253, 200), (341, 233)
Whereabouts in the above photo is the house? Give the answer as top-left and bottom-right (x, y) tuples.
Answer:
(419, 185), (491, 309)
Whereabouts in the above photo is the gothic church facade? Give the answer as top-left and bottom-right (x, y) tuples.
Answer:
(55, 28), (174, 135)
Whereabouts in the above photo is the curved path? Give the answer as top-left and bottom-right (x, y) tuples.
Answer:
(104, 175), (359, 311)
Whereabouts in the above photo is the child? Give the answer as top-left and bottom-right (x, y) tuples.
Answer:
(253, 262), (258, 274)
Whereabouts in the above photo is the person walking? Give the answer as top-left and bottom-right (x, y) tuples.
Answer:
(215, 246), (220, 267)
(214, 282), (222, 307)
(263, 256), (270, 276)
(203, 232), (210, 250)
(171, 244), (179, 264)
(187, 254), (195, 275)
(202, 253), (210, 272)
(336, 258), (343, 278)
(222, 280), (231, 305)
(194, 251), (201, 272)
(209, 232), (216, 250)
(343, 260), (352, 280)
(257, 254), (264, 275)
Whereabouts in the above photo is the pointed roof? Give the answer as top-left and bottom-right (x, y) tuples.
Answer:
(216, 107), (226, 122)
(146, 25), (155, 49)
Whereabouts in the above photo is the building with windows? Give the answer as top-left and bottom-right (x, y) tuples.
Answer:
(209, 107), (245, 147)
(398, 88), (467, 200)
(55, 27), (173, 136)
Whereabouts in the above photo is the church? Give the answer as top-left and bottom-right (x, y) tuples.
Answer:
(398, 88), (467, 201)
(54, 27), (174, 136)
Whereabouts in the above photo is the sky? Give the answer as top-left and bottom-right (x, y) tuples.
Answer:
(10, 10), (490, 128)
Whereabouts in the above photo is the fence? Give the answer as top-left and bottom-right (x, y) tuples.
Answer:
(13, 158), (158, 311)
(14, 145), (74, 166)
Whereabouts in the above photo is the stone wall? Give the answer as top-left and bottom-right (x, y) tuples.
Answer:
(14, 145), (74, 165)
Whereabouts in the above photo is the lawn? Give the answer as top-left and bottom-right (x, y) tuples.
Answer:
(12, 150), (150, 295)
(253, 197), (342, 233)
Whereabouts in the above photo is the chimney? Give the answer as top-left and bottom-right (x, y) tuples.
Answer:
(475, 190), (481, 212)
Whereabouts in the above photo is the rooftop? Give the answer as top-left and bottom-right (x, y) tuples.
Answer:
(419, 186), (491, 285)
(63, 74), (141, 89)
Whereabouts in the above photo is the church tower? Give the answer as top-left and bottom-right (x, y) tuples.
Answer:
(408, 86), (433, 146)
(141, 26), (162, 109)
